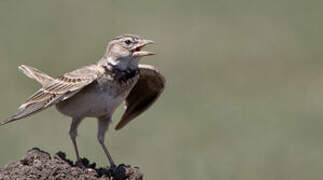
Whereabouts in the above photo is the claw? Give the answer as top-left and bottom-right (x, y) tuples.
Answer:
(75, 160), (86, 169)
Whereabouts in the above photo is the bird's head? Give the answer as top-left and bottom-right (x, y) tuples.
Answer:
(104, 34), (155, 70)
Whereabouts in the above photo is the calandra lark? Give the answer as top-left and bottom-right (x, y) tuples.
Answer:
(0, 34), (165, 168)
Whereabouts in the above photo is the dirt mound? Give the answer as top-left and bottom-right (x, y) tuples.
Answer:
(0, 148), (143, 180)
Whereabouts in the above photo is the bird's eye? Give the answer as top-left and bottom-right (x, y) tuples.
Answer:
(125, 40), (132, 45)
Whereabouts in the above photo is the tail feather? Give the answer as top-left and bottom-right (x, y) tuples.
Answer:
(0, 65), (55, 126)
(0, 99), (48, 126)
(19, 65), (54, 86)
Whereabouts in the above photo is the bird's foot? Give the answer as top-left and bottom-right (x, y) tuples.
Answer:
(75, 159), (87, 169)
(109, 163), (117, 171)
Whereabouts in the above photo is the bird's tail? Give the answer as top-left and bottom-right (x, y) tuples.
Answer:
(0, 65), (55, 126)
(0, 92), (51, 126)
(19, 65), (54, 87)
(0, 116), (20, 126)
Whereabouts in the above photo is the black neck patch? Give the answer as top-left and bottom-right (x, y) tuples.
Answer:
(104, 63), (139, 82)
(116, 68), (139, 83)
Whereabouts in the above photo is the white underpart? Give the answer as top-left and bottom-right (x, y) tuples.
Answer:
(56, 74), (138, 118)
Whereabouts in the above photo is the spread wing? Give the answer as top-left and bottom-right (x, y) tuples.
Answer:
(0, 64), (103, 126)
(115, 64), (166, 130)
(18, 65), (55, 87)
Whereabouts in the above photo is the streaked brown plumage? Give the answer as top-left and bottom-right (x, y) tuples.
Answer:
(0, 34), (165, 168)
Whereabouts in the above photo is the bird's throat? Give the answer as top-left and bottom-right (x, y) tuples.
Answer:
(103, 62), (139, 83)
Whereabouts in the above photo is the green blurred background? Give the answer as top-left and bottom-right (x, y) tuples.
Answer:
(0, 0), (323, 179)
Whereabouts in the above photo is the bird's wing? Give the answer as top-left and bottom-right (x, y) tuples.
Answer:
(115, 64), (165, 130)
(1, 64), (104, 126)
(18, 65), (55, 87)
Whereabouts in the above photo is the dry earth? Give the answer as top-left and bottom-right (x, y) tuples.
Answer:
(0, 148), (143, 180)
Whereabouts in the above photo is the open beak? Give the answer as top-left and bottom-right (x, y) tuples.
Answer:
(132, 39), (155, 57)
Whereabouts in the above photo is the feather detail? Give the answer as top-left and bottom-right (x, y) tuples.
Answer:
(115, 64), (165, 130)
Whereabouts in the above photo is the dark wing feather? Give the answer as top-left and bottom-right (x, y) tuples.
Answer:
(115, 64), (165, 130)
(0, 64), (103, 126)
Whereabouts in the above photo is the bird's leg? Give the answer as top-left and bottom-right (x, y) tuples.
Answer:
(97, 115), (116, 168)
(69, 117), (84, 167)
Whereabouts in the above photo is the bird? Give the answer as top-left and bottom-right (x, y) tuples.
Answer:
(0, 34), (165, 168)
